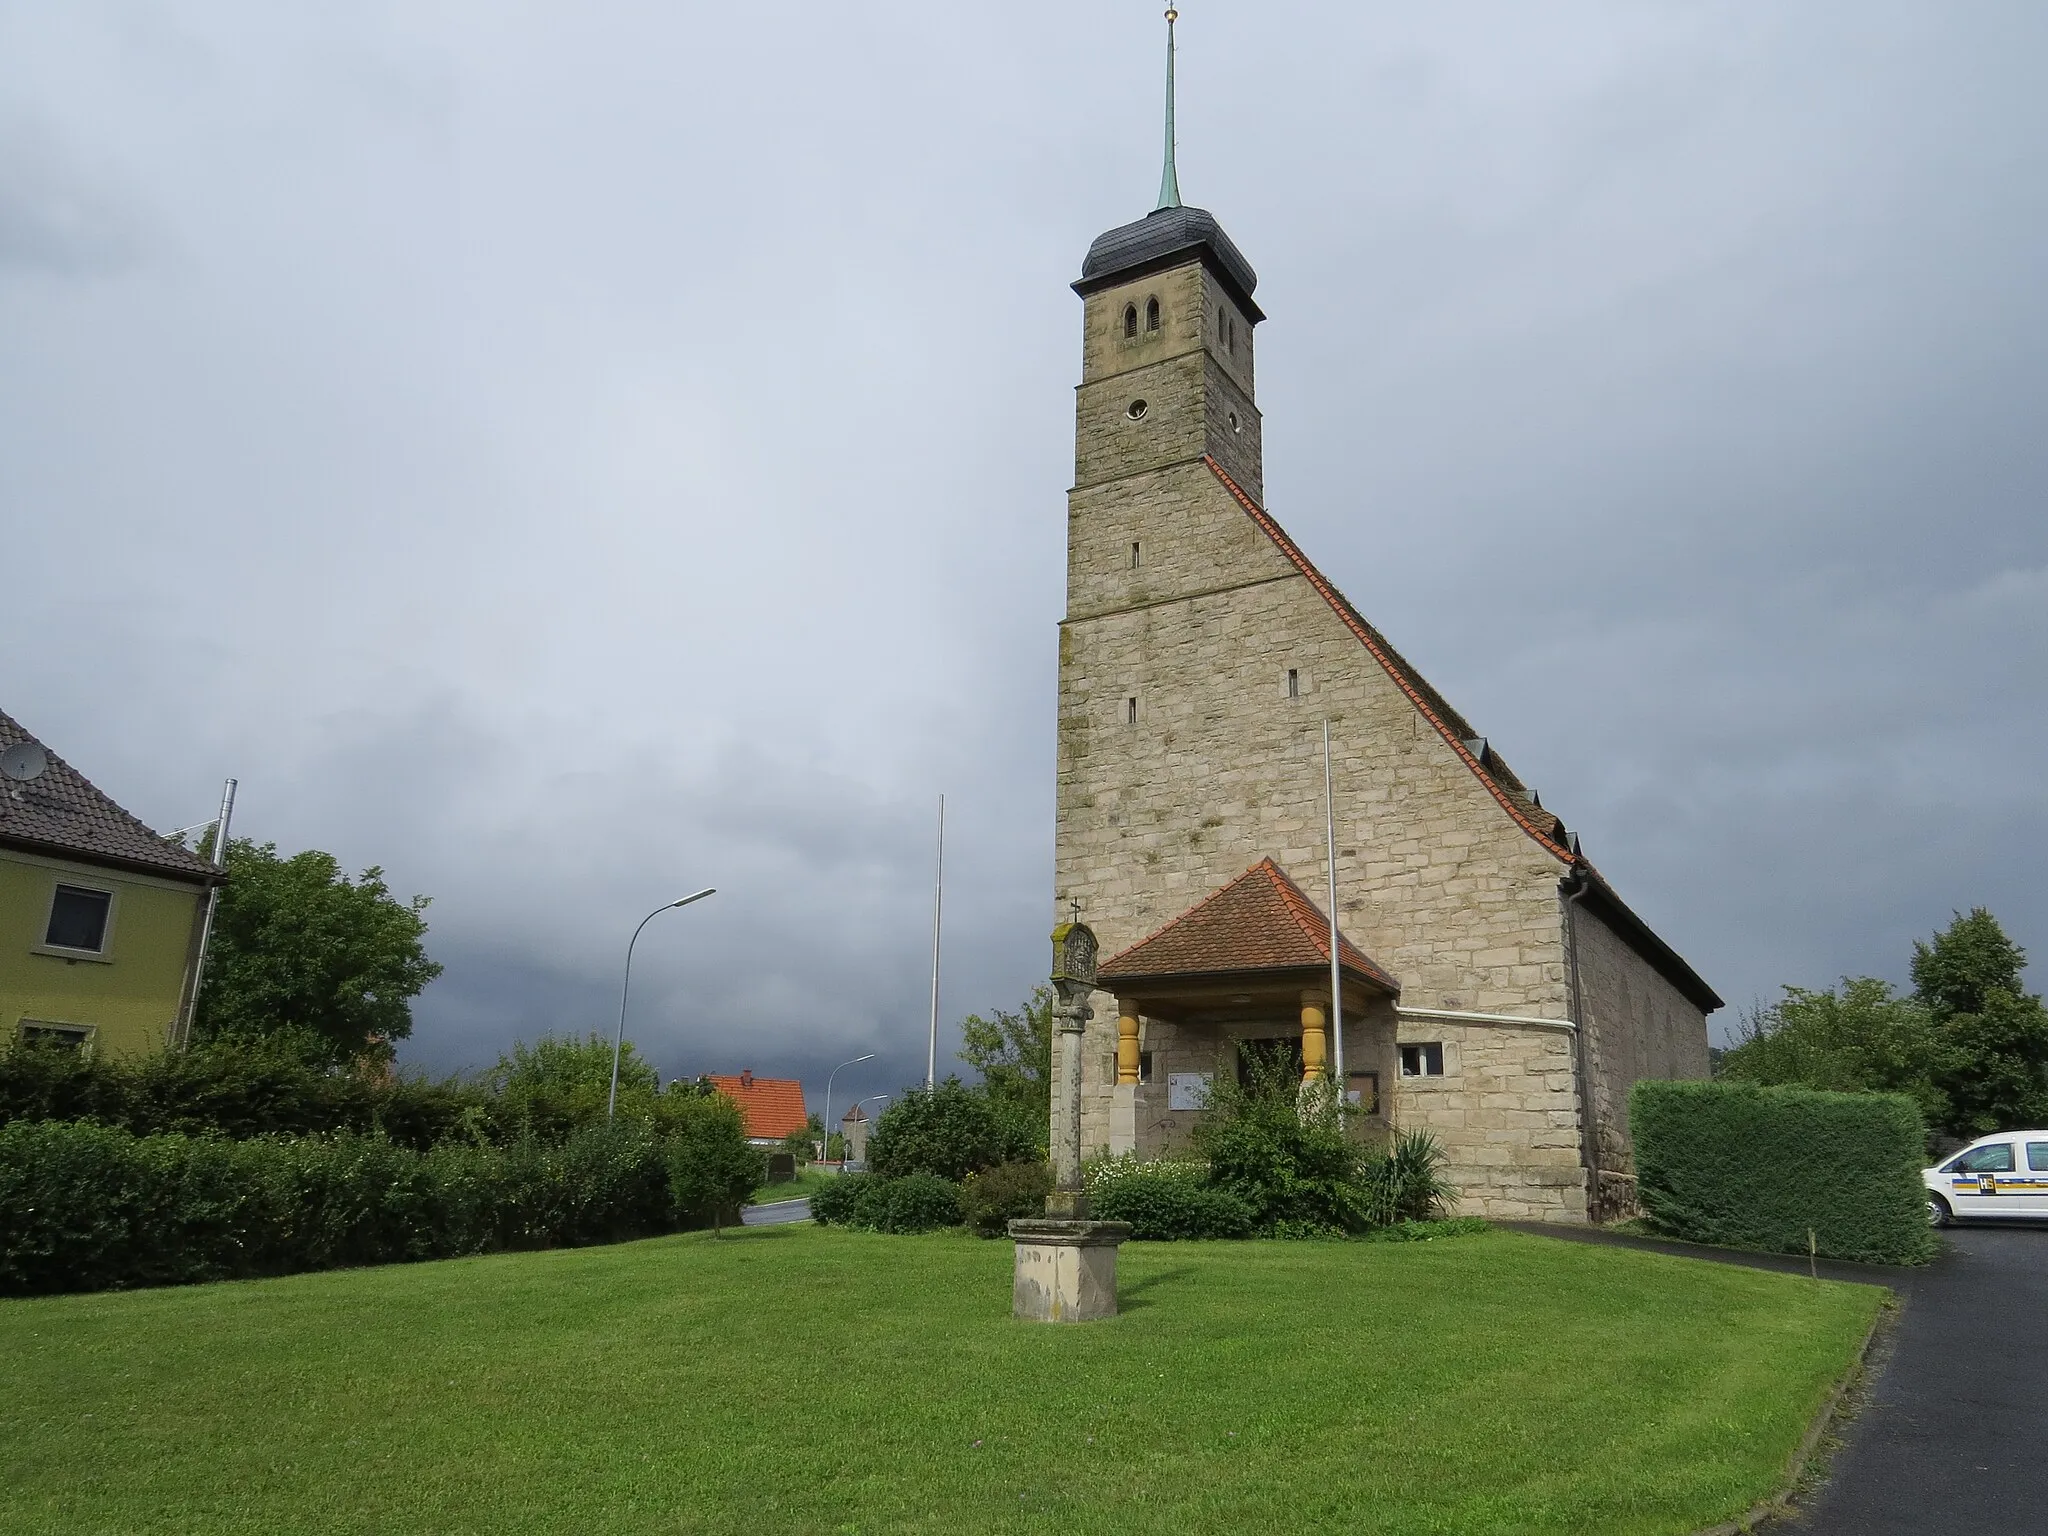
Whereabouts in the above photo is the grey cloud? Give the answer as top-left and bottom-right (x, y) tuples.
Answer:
(3, 1), (2043, 1086)
(0, 117), (149, 274)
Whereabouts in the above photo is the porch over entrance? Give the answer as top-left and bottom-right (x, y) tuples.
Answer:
(1092, 858), (1401, 1158)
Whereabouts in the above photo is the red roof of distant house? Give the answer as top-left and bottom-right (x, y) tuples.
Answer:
(706, 1072), (808, 1140)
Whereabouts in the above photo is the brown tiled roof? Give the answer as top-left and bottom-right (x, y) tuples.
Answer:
(0, 709), (219, 883)
(1200, 458), (1721, 1013)
(1099, 858), (1398, 993)
(706, 1073), (809, 1141)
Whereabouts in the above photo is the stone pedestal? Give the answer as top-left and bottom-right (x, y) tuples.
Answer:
(1007, 1219), (1133, 1322)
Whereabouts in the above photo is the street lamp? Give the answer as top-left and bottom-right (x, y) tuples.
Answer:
(609, 889), (716, 1120)
(821, 1053), (876, 1166)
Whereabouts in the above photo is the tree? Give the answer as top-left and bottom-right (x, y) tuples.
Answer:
(1914, 909), (2048, 1136)
(958, 986), (1053, 1149)
(1718, 979), (1955, 1130)
(1720, 909), (2047, 1140)
(868, 1078), (1035, 1182)
(194, 839), (442, 1068)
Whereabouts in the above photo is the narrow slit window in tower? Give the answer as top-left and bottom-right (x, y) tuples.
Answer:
(1287, 668), (1299, 699)
(1126, 697), (1139, 726)
(1145, 296), (1160, 331)
(1123, 304), (1138, 338)
(1130, 541), (1141, 570)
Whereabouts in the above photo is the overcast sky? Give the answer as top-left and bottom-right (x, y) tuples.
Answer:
(5, 3), (2044, 1108)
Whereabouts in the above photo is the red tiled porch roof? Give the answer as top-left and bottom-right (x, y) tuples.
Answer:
(1097, 858), (1398, 994)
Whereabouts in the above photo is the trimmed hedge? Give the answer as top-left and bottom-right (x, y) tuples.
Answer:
(1090, 1166), (1255, 1240)
(1632, 1079), (1937, 1265)
(809, 1172), (963, 1233)
(0, 1112), (762, 1297)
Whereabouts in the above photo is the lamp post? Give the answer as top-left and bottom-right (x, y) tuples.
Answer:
(609, 889), (716, 1120)
(822, 1052), (876, 1165)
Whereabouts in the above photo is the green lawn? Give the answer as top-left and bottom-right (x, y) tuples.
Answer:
(0, 1226), (1881, 1535)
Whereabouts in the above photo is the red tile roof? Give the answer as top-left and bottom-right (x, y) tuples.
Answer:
(1099, 858), (1398, 993)
(706, 1073), (809, 1141)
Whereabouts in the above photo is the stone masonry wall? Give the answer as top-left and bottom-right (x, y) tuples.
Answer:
(1390, 1020), (1588, 1220)
(1572, 900), (1712, 1176)
(1056, 450), (1584, 1217)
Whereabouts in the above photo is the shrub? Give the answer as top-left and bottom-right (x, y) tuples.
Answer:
(867, 1079), (1034, 1182)
(1632, 1079), (1937, 1265)
(0, 1117), (738, 1298)
(1090, 1167), (1254, 1240)
(807, 1171), (962, 1233)
(862, 1172), (963, 1234)
(1358, 1131), (1456, 1226)
(1195, 1046), (1374, 1234)
(960, 1161), (1053, 1236)
(809, 1172), (870, 1226)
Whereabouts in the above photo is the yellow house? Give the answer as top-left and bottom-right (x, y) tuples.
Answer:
(0, 710), (222, 1058)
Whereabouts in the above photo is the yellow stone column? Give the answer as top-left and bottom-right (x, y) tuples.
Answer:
(1299, 991), (1329, 1083)
(1116, 1000), (1142, 1086)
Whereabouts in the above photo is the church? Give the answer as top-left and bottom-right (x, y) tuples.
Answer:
(1053, 14), (1719, 1223)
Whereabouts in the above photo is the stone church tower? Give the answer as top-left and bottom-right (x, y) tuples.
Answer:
(1053, 12), (1719, 1221)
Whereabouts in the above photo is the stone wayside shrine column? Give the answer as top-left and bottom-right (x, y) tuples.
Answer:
(1009, 918), (1132, 1322)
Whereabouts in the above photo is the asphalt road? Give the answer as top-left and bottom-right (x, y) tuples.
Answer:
(739, 1197), (811, 1227)
(1790, 1222), (2048, 1535)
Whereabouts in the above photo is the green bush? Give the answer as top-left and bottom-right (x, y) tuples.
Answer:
(807, 1171), (962, 1233)
(960, 1161), (1053, 1237)
(1632, 1079), (1937, 1265)
(1090, 1167), (1254, 1240)
(809, 1172), (869, 1226)
(1195, 1046), (1374, 1235)
(0, 1115), (754, 1298)
(867, 1079), (1035, 1183)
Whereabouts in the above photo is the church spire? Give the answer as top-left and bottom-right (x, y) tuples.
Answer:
(1155, 7), (1182, 211)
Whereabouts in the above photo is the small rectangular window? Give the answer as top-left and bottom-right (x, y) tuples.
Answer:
(1399, 1043), (1445, 1078)
(18, 1021), (92, 1051)
(1130, 541), (1141, 570)
(1286, 668), (1299, 699)
(1126, 697), (1138, 726)
(2028, 1142), (2048, 1172)
(1138, 1051), (1154, 1085)
(45, 886), (112, 953)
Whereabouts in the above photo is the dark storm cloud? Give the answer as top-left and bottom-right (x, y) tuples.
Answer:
(3, 1), (2043, 1098)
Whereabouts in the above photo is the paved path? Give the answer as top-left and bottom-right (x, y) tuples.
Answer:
(739, 1197), (811, 1227)
(1506, 1220), (2048, 1534)
(1789, 1223), (2048, 1535)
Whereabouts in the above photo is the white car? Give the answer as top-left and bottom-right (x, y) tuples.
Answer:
(1924, 1131), (2048, 1226)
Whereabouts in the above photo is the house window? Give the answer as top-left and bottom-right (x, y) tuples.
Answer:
(1286, 668), (1299, 699)
(1123, 303), (1138, 338)
(1138, 1051), (1154, 1085)
(19, 1021), (92, 1051)
(1399, 1043), (1445, 1078)
(1125, 697), (1139, 726)
(45, 886), (112, 953)
(1145, 296), (1160, 331)
(1346, 1070), (1379, 1113)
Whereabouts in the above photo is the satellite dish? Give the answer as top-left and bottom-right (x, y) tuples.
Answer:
(1, 742), (49, 783)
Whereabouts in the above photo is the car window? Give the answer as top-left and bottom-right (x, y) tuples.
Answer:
(2029, 1142), (2048, 1172)
(1956, 1143), (2016, 1174)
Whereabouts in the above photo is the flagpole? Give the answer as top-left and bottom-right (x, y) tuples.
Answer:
(1324, 721), (1345, 1091)
(927, 793), (944, 1089)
